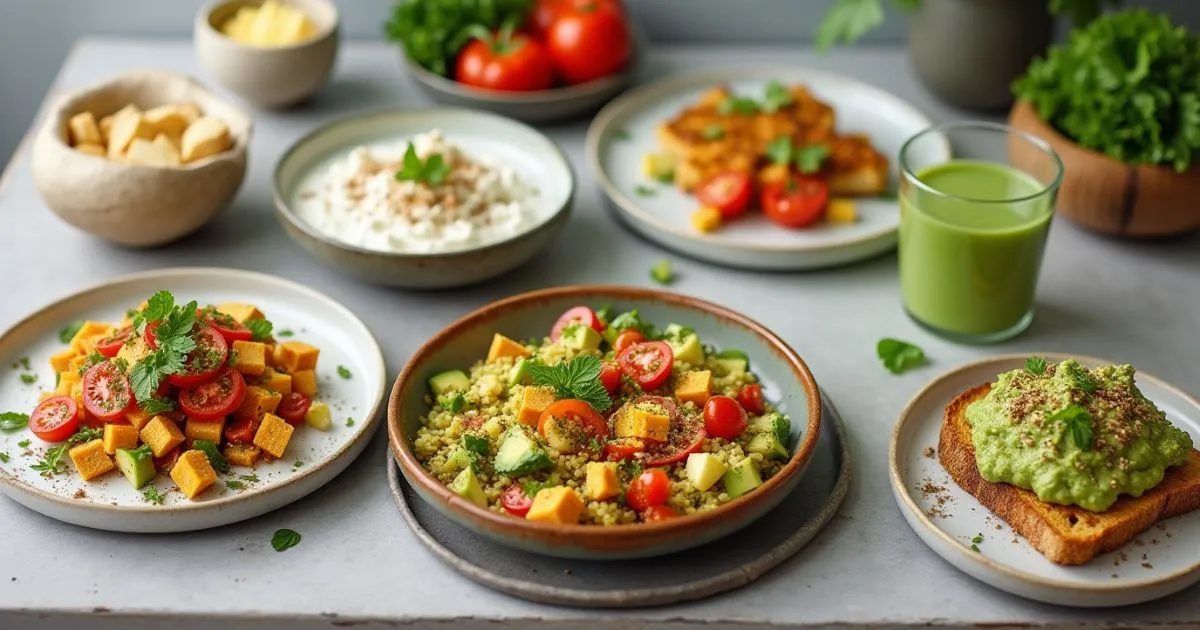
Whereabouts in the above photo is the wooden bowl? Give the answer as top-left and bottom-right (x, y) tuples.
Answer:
(1008, 100), (1200, 238)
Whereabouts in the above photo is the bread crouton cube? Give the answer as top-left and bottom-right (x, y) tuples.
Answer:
(178, 103), (202, 123)
(68, 439), (115, 481)
(259, 367), (292, 395)
(291, 369), (317, 397)
(140, 415), (185, 457)
(216, 302), (263, 323)
(486, 334), (530, 363)
(126, 135), (181, 167)
(68, 111), (102, 146)
(55, 370), (82, 396)
(517, 386), (556, 426)
(124, 407), (151, 430)
(69, 321), (113, 355)
(223, 443), (261, 468)
(230, 340), (267, 377)
(526, 487), (584, 524)
(233, 386), (282, 423)
(144, 105), (191, 137)
(277, 341), (320, 372)
(103, 423), (140, 455)
(185, 418), (225, 444)
(181, 117), (231, 163)
(674, 370), (713, 406)
(49, 348), (77, 373)
(75, 143), (106, 157)
(108, 112), (157, 158)
(170, 450), (218, 499)
(585, 462), (620, 501)
(253, 412), (294, 459)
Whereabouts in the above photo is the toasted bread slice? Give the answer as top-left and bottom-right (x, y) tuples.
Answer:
(940, 384), (1200, 565)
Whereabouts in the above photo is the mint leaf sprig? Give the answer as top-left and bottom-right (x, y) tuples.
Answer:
(528, 355), (613, 413)
(1049, 405), (1095, 451)
(877, 338), (926, 374)
(395, 143), (451, 186)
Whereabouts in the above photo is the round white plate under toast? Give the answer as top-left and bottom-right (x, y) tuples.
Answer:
(0, 268), (387, 533)
(890, 353), (1200, 607)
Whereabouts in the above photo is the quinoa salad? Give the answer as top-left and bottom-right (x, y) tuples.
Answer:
(413, 305), (794, 526)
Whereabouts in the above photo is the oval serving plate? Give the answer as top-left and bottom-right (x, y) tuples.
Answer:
(0, 268), (386, 533)
(891, 353), (1200, 607)
(387, 285), (823, 560)
(586, 66), (948, 271)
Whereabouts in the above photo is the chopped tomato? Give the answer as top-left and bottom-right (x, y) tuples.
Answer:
(166, 324), (228, 388)
(704, 395), (748, 440)
(95, 326), (133, 358)
(538, 399), (609, 453)
(618, 341), (673, 390)
(626, 468), (670, 512)
(599, 361), (622, 395)
(697, 172), (753, 218)
(602, 437), (645, 461)
(276, 392), (312, 425)
(738, 383), (766, 416)
(200, 309), (253, 344)
(82, 360), (135, 423)
(178, 368), (247, 421)
(550, 306), (606, 341)
(612, 329), (644, 354)
(224, 416), (257, 445)
(501, 484), (533, 517)
(761, 175), (830, 229)
(30, 395), (80, 443)
(643, 504), (680, 521)
(155, 446), (183, 473)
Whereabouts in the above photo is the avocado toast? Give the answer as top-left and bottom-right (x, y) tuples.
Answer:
(939, 360), (1200, 565)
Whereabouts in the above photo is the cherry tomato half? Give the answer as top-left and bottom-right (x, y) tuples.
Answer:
(643, 504), (680, 522)
(738, 383), (766, 416)
(760, 175), (830, 229)
(626, 468), (670, 512)
(703, 395), (749, 440)
(501, 483), (534, 517)
(538, 399), (609, 453)
(276, 392), (312, 425)
(178, 368), (247, 421)
(627, 395), (706, 467)
(30, 395), (80, 443)
(82, 360), (135, 423)
(546, 0), (632, 85)
(224, 416), (257, 445)
(95, 326), (133, 358)
(697, 172), (753, 219)
(612, 329), (644, 355)
(618, 341), (674, 390)
(599, 361), (622, 395)
(200, 308), (254, 344)
(550, 305), (606, 342)
(166, 324), (228, 389)
(602, 437), (645, 461)
(456, 30), (555, 92)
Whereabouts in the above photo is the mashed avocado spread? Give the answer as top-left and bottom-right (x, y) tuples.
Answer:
(967, 359), (1193, 512)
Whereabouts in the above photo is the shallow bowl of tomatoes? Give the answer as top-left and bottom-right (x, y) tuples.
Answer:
(387, 285), (823, 559)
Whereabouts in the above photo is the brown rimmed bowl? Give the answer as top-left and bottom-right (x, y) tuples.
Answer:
(387, 285), (823, 560)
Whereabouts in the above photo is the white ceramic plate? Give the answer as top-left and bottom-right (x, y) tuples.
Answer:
(0, 268), (386, 532)
(586, 67), (946, 270)
(890, 353), (1200, 607)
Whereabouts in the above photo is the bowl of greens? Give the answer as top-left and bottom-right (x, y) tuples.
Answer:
(1009, 9), (1200, 238)
(384, 0), (643, 124)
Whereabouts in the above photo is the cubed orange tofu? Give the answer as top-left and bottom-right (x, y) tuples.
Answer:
(674, 370), (713, 406)
(259, 367), (292, 395)
(55, 370), (82, 396)
(233, 386), (282, 423)
(277, 341), (320, 373)
(140, 415), (186, 457)
(525, 487), (585, 524)
(271, 344), (285, 367)
(68, 439), (115, 481)
(584, 462), (621, 501)
(49, 348), (77, 373)
(215, 302), (263, 323)
(170, 450), (218, 499)
(263, 343), (277, 367)
(102, 424), (140, 454)
(230, 340), (267, 377)
(517, 386), (556, 426)
(253, 412), (294, 459)
(69, 321), (113, 355)
(291, 369), (317, 397)
(67, 354), (91, 374)
(185, 418), (225, 444)
(223, 443), (261, 468)
(614, 406), (670, 442)
(486, 334), (530, 363)
(125, 407), (152, 430)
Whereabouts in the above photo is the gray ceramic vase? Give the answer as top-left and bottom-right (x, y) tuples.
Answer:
(908, 0), (1053, 112)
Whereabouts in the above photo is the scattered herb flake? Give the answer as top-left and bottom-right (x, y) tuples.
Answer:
(337, 365), (352, 380)
(17, 439), (30, 449)
(794, 144), (831, 174)
(293, 460), (304, 469)
(634, 184), (657, 197)
(346, 418), (356, 428)
(1026, 356), (1048, 375)
(142, 486), (166, 505)
(611, 128), (631, 141)
(650, 259), (675, 285)
(17, 357), (30, 371)
(970, 543), (980, 553)
(69, 426), (103, 444)
(225, 480), (245, 490)
(276, 329), (295, 338)
(271, 528), (302, 552)
(0, 452), (8, 463)
(972, 534), (984, 544)
(31, 443), (70, 476)
(19, 373), (36, 385)
(239, 473), (260, 483)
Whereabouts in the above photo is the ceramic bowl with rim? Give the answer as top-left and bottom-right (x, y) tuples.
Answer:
(195, 0), (339, 109)
(272, 108), (574, 290)
(31, 70), (251, 248)
(387, 286), (824, 560)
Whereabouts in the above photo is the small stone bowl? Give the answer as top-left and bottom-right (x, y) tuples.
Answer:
(31, 70), (251, 248)
(194, 0), (339, 109)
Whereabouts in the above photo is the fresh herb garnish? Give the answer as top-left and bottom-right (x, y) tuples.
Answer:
(528, 355), (612, 413)
(794, 144), (831, 174)
(650, 260), (675, 285)
(395, 143), (450, 186)
(876, 338), (926, 374)
(701, 124), (725, 140)
(0, 412), (29, 433)
(130, 293), (199, 404)
(271, 528), (302, 552)
(1076, 370), (1098, 395)
(17, 357), (30, 371)
(140, 397), (176, 415)
(761, 80), (793, 113)
(17, 439), (30, 449)
(462, 433), (490, 457)
(142, 486), (166, 505)
(1049, 405), (1095, 451)
(337, 365), (352, 379)
(1026, 356), (1048, 375)
(77, 353), (104, 375)
(225, 480), (245, 490)
(59, 321), (84, 344)
(245, 318), (273, 342)
(619, 458), (643, 479)
(611, 128), (632, 141)
(522, 480), (548, 498)
(193, 440), (230, 473)
(276, 329), (295, 338)
(438, 391), (468, 413)
(588, 437), (601, 452)
(0, 453), (8, 463)
(970, 543), (981, 553)
(634, 184), (657, 197)
(607, 309), (660, 340)
(31, 443), (69, 476)
(384, 0), (531, 76)
(594, 304), (613, 324)
(718, 96), (759, 115)
(69, 426), (103, 444)
(293, 459), (304, 469)
(19, 373), (36, 385)
(346, 418), (356, 428)
(239, 473), (260, 483)
(971, 533), (984, 544)
(766, 136), (794, 165)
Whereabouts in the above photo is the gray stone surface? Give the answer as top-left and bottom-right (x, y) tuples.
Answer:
(0, 39), (1198, 629)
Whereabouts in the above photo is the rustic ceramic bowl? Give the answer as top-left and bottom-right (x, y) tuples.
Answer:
(31, 70), (251, 248)
(272, 107), (573, 290)
(1009, 100), (1200, 238)
(387, 286), (824, 560)
(194, 0), (339, 109)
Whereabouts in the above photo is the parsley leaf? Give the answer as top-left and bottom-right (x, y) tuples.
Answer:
(225, 480), (245, 490)
(271, 528), (302, 552)
(0, 412), (29, 433)
(462, 433), (490, 457)
(129, 294), (198, 402)
(528, 355), (613, 413)
(245, 319), (273, 342)
(134, 290), (176, 331)
(1076, 370), (1098, 395)
(650, 259), (675, 285)
(395, 143), (451, 186)
(1026, 356), (1048, 375)
(718, 96), (759, 115)
(634, 184), (657, 197)
(19, 373), (36, 385)
(59, 321), (84, 344)
(1049, 405), (1095, 451)
(766, 136), (794, 165)
(522, 480), (548, 498)
(607, 309), (660, 340)
(239, 473), (260, 483)
(761, 80), (793, 113)
(69, 426), (103, 444)
(438, 391), (468, 413)
(139, 397), (176, 415)
(0, 452), (8, 463)
(193, 440), (230, 473)
(337, 365), (352, 379)
(701, 124), (725, 140)
(815, 0), (888, 51)
(346, 418), (356, 428)
(876, 338), (926, 374)
(794, 144), (831, 174)
(142, 486), (166, 505)
(17, 439), (30, 449)
(31, 443), (69, 476)
(276, 329), (295, 338)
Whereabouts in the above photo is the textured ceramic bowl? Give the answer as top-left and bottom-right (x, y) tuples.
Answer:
(194, 0), (339, 109)
(1009, 100), (1200, 238)
(31, 70), (251, 248)
(272, 107), (573, 290)
(387, 286), (824, 560)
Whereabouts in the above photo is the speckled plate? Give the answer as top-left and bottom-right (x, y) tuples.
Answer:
(0, 268), (387, 532)
(388, 392), (850, 608)
(891, 353), (1200, 607)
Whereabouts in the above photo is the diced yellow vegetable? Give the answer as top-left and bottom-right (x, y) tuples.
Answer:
(223, 443), (261, 468)
(584, 462), (621, 501)
(641, 152), (676, 182)
(291, 369), (317, 397)
(277, 341), (320, 373)
(216, 302), (263, 323)
(233, 386), (282, 423)
(125, 407), (152, 430)
(69, 321), (113, 355)
(486, 334), (530, 363)
(140, 416), (185, 457)
(185, 418), (225, 444)
(55, 371), (82, 396)
(67, 354), (91, 374)
(525, 487), (585, 524)
(68, 439), (115, 481)
(230, 340), (267, 377)
(253, 412), (294, 459)
(171, 450), (218, 499)
(691, 207), (722, 233)
(674, 370), (713, 406)
(304, 401), (331, 431)
(102, 424), (140, 455)
(517, 386), (556, 427)
(614, 406), (670, 442)
(259, 367), (292, 394)
(49, 348), (77, 373)
(825, 198), (857, 224)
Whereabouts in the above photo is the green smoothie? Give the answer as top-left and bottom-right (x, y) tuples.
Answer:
(899, 159), (1054, 338)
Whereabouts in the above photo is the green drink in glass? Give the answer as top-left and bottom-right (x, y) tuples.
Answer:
(898, 122), (1063, 343)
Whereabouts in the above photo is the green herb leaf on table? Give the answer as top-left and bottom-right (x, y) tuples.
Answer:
(395, 143), (451, 186)
(528, 355), (612, 413)
(634, 184), (657, 197)
(650, 260), (676, 285)
(876, 338), (926, 374)
(0, 412), (29, 433)
(701, 125), (725, 141)
(1049, 405), (1095, 451)
(193, 440), (230, 473)
(59, 321), (84, 344)
(337, 365), (352, 380)
(245, 318), (273, 342)
(1026, 356), (1048, 375)
(794, 144), (831, 174)
(814, 0), (888, 51)
(142, 486), (166, 505)
(271, 528), (302, 552)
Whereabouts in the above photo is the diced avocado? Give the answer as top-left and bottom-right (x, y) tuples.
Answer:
(449, 467), (488, 508)
(642, 152), (676, 183)
(685, 452), (727, 491)
(715, 348), (749, 362)
(430, 370), (470, 396)
(752, 412), (792, 445)
(713, 357), (748, 377)
(507, 358), (532, 386)
(561, 324), (602, 352)
(663, 324), (705, 366)
(494, 427), (553, 476)
(747, 431), (789, 461)
(115, 447), (156, 489)
(444, 447), (473, 474)
(723, 457), (763, 498)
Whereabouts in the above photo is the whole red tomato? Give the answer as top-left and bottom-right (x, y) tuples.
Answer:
(530, 0), (565, 35)
(456, 28), (556, 92)
(546, 0), (632, 85)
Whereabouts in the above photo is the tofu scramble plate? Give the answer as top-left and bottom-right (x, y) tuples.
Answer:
(2, 291), (336, 502)
(413, 306), (794, 525)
